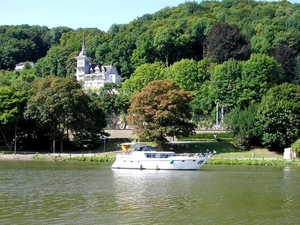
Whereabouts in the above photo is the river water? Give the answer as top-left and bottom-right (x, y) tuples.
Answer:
(0, 161), (300, 225)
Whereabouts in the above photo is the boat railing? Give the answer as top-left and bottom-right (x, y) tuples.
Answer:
(175, 152), (213, 158)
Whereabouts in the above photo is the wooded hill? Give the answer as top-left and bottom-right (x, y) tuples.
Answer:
(1, 0), (300, 152)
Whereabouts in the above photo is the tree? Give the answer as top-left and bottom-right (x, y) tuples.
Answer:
(0, 83), (29, 150)
(166, 59), (201, 92)
(204, 23), (250, 63)
(88, 83), (124, 129)
(154, 26), (180, 67)
(269, 44), (296, 83)
(121, 62), (166, 97)
(256, 83), (300, 152)
(291, 139), (300, 155)
(250, 35), (271, 54)
(209, 59), (242, 109)
(240, 53), (283, 108)
(225, 104), (261, 150)
(33, 45), (76, 77)
(127, 80), (196, 149)
(25, 76), (107, 152)
(293, 54), (300, 85)
(131, 30), (157, 67)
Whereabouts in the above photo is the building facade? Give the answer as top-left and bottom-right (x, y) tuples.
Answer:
(15, 61), (35, 70)
(75, 37), (121, 90)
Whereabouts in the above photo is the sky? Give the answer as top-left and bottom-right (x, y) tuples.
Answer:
(1, 0), (299, 32)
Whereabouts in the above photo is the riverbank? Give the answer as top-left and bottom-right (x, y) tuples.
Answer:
(1, 151), (299, 166)
(0, 152), (116, 161)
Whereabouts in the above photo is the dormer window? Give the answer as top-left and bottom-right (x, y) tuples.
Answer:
(95, 65), (100, 73)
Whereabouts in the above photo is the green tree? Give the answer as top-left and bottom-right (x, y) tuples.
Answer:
(127, 80), (196, 149)
(121, 62), (166, 97)
(154, 26), (179, 67)
(250, 35), (271, 54)
(88, 83), (124, 129)
(256, 83), (300, 152)
(33, 45), (76, 77)
(166, 59), (201, 92)
(226, 104), (261, 150)
(240, 53), (283, 108)
(293, 54), (300, 85)
(0, 83), (29, 150)
(209, 59), (242, 109)
(25, 76), (107, 152)
(131, 30), (157, 67)
(291, 139), (300, 155)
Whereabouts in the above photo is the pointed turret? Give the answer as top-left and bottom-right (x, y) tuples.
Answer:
(75, 35), (91, 76)
(79, 35), (87, 56)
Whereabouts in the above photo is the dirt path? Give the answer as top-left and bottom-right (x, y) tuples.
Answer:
(249, 147), (282, 156)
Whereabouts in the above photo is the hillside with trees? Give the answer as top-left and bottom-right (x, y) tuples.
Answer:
(1, 0), (300, 152)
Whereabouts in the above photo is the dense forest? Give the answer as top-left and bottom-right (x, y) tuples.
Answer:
(1, 0), (300, 152)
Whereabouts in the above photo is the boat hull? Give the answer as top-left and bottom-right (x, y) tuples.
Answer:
(111, 156), (209, 170)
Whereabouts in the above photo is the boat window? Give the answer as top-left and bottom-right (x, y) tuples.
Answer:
(144, 146), (154, 151)
(134, 145), (155, 151)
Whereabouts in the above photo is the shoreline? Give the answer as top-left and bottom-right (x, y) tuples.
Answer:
(0, 152), (116, 161)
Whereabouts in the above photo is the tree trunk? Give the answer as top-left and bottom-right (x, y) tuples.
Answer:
(60, 138), (64, 152)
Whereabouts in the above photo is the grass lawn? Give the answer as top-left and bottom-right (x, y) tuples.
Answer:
(168, 141), (238, 153)
(98, 140), (283, 160)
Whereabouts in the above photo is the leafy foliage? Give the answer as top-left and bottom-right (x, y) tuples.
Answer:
(88, 83), (125, 129)
(240, 53), (283, 108)
(291, 139), (300, 155)
(1, 1), (300, 152)
(204, 23), (250, 63)
(226, 104), (261, 150)
(25, 76), (107, 151)
(0, 83), (29, 150)
(127, 80), (196, 149)
(256, 83), (300, 151)
(209, 59), (242, 109)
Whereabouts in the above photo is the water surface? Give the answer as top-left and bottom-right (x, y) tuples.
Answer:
(1, 161), (300, 224)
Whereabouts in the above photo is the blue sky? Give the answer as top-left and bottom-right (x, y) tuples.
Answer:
(1, 0), (299, 31)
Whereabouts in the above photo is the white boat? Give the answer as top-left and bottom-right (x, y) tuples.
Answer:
(111, 143), (213, 170)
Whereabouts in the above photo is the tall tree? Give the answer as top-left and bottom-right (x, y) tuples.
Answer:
(0, 83), (29, 150)
(240, 53), (283, 108)
(225, 104), (261, 150)
(256, 83), (300, 152)
(25, 76), (107, 151)
(121, 62), (166, 97)
(127, 80), (196, 149)
(209, 59), (242, 109)
(88, 83), (124, 129)
(166, 59), (201, 92)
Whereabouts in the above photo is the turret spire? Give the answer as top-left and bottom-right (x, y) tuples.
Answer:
(79, 34), (87, 56)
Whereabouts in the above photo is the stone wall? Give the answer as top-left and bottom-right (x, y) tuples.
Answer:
(105, 129), (137, 139)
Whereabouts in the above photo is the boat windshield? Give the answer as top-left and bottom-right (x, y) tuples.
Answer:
(134, 144), (155, 151)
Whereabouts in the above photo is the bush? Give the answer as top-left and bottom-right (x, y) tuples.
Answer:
(178, 132), (234, 141)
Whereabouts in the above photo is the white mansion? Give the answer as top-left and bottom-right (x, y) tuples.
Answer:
(75, 38), (121, 90)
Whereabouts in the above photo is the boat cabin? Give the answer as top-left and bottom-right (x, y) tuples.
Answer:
(144, 153), (175, 158)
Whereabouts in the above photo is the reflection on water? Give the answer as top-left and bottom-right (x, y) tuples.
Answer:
(1, 161), (300, 224)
